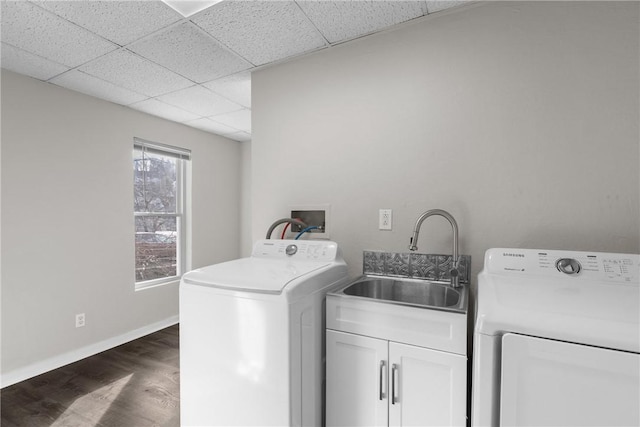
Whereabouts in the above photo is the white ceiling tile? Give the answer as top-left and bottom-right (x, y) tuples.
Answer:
(157, 85), (242, 117)
(162, 0), (222, 18)
(129, 22), (251, 83)
(185, 118), (239, 135)
(33, 1), (181, 46)
(0, 1), (118, 67)
(225, 131), (251, 143)
(297, 1), (426, 44)
(203, 71), (252, 108)
(50, 70), (148, 106)
(129, 98), (200, 123)
(192, 1), (327, 66)
(2, 0), (474, 140)
(79, 49), (193, 97)
(1, 42), (69, 81)
(425, 1), (472, 14)
(211, 109), (252, 133)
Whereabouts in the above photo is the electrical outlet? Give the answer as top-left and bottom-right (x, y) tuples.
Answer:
(75, 313), (85, 328)
(379, 209), (392, 230)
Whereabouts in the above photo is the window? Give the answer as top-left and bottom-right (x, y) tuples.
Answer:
(133, 138), (190, 288)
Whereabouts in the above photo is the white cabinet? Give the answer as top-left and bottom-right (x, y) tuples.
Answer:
(326, 292), (468, 427)
(326, 331), (388, 427)
(389, 340), (466, 427)
(327, 330), (467, 427)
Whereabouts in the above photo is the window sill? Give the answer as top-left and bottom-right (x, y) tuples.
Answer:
(135, 276), (181, 291)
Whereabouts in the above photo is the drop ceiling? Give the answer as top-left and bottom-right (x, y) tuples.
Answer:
(1, 0), (470, 142)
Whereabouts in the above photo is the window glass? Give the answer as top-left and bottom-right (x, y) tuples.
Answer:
(133, 140), (188, 287)
(134, 217), (177, 282)
(134, 151), (177, 213)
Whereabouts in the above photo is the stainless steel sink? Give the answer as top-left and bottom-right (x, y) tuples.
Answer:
(333, 276), (468, 313)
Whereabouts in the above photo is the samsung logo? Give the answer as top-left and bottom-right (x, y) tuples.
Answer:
(503, 252), (525, 258)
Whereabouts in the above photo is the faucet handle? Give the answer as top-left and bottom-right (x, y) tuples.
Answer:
(449, 259), (461, 288)
(452, 256), (461, 269)
(449, 268), (460, 287)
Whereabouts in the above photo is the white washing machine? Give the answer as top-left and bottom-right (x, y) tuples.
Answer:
(180, 239), (349, 426)
(471, 248), (639, 427)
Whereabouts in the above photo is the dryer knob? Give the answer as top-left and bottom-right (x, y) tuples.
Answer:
(556, 258), (581, 275)
(285, 244), (298, 256)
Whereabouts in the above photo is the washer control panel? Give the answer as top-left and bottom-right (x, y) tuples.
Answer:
(252, 239), (339, 261)
(486, 248), (639, 284)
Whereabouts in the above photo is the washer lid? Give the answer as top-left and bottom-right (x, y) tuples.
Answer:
(181, 257), (331, 294)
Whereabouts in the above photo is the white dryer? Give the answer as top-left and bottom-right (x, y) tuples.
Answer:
(471, 248), (639, 427)
(180, 239), (349, 427)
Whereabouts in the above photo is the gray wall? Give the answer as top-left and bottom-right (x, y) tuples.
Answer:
(251, 1), (639, 280)
(1, 70), (242, 384)
(240, 141), (253, 257)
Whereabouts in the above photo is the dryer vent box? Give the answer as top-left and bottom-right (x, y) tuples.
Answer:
(290, 205), (330, 238)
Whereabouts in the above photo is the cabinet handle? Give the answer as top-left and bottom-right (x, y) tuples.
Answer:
(391, 364), (399, 405)
(379, 360), (386, 400)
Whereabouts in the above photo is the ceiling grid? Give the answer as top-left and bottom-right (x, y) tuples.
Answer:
(1, 0), (471, 142)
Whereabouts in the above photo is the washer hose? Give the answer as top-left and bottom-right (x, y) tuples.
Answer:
(266, 218), (307, 239)
(295, 226), (319, 240)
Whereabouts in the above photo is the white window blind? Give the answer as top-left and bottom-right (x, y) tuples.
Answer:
(134, 137), (191, 160)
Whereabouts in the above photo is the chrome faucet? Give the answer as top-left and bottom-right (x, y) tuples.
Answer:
(409, 209), (461, 288)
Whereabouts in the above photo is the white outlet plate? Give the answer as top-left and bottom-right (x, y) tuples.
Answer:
(75, 313), (85, 328)
(379, 209), (392, 230)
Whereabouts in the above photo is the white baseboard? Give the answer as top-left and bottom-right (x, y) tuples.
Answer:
(1, 315), (179, 388)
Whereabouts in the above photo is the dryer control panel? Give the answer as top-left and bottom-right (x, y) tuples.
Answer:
(485, 248), (639, 284)
(252, 239), (339, 262)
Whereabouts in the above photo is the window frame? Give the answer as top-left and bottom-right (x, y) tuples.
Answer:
(133, 137), (190, 290)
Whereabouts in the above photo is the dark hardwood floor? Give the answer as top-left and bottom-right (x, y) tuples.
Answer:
(1, 324), (180, 427)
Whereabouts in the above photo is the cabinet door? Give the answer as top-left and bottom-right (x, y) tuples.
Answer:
(326, 330), (389, 427)
(389, 342), (467, 427)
